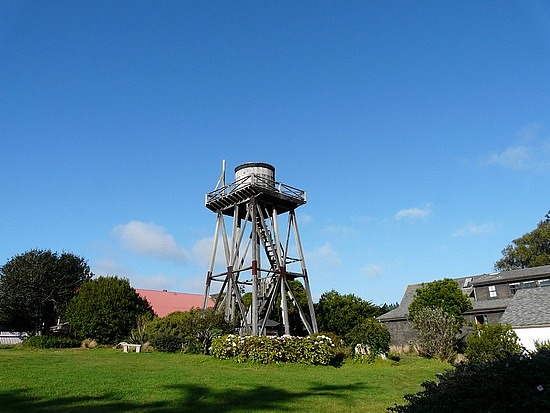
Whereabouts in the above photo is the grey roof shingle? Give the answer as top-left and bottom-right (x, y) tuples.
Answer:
(499, 287), (550, 327)
(378, 265), (550, 322)
(378, 284), (421, 320)
(472, 266), (550, 286)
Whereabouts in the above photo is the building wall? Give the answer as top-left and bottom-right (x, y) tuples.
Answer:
(384, 319), (416, 346)
(475, 278), (550, 301)
(464, 311), (504, 327)
(513, 326), (550, 351)
(475, 283), (513, 301)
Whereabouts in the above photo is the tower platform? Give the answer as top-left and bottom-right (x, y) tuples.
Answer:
(205, 174), (306, 218)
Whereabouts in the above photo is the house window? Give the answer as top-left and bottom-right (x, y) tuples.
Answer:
(509, 282), (520, 295)
(475, 315), (488, 326)
(488, 285), (497, 298)
(538, 279), (550, 287)
(523, 281), (536, 289)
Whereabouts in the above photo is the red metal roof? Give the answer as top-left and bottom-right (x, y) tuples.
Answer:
(136, 289), (215, 318)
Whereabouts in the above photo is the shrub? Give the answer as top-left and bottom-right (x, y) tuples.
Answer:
(210, 334), (336, 365)
(464, 323), (522, 363)
(146, 308), (232, 354)
(410, 306), (456, 362)
(346, 317), (390, 362)
(22, 335), (80, 349)
(153, 333), (182, 353)
(535, 339), (550, 352)
(388, 349), (550, 413)
(66, 276), (153, 344)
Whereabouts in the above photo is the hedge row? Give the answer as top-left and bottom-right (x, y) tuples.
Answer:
(22, 335), (81, 349)
(210, 334), (336, 365)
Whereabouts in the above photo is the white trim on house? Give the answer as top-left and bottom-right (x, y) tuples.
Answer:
(512, 326), (550, 351)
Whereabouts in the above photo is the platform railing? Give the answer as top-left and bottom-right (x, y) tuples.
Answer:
(205, 174), (306, 206)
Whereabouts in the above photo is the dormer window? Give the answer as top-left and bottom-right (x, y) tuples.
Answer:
(488, 285), (497, 298)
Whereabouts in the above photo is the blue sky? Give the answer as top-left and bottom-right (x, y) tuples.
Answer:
(1, 1), (549, 305)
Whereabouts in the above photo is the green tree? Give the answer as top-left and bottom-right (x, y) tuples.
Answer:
(495, 211), (550, 271)
(315, 290), (378, 337)
(66, 276), (153, 344)
(0, 249), (92, 334)
(408, 278), (472, 333)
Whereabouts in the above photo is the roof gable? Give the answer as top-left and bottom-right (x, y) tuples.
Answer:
(136, 289), (214, 317)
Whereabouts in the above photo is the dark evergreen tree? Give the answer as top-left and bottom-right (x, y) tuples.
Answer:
(0, 249), (92, 334)
(315, 290), (378, 337)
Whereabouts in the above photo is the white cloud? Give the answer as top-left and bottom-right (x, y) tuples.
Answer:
(112, 221), (188, 263)
(362, 263), (385, 278)
(322, 225), (354, 235)
(298, 213), (313, 224)
(92, 258), (129, 277)
(91, 259), (177, 290)
(487, 145), (531, 170)
(191, 236), (228, 268)
(395, 205), (432, 221)
(486, 124), (550, 171)
(351, 215), (378, 224)
(183, 277), (207, 294)
(453, 223), (496, 238)
(307, 243), (341, 266)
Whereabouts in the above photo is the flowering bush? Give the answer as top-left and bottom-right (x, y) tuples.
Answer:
(210, 334), (336, 365)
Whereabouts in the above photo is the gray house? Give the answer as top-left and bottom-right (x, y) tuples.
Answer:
(378, 265), (550, 350)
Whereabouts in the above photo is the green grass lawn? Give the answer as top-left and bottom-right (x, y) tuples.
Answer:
(0, 347), (449, 412)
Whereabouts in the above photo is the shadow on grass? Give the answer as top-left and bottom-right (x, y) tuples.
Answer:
(1, 382), (368, 412)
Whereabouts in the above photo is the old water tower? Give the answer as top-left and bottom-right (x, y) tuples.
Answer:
(202, 161), (318, 336)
